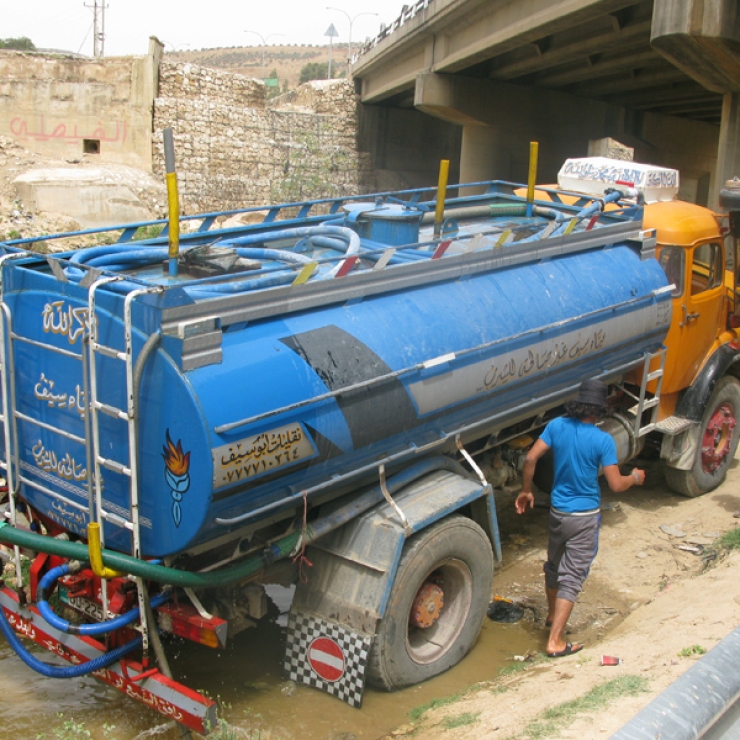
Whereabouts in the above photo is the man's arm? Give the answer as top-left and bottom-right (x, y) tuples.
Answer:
(602, 464), (645, 493)
(515, 438), (551, 514)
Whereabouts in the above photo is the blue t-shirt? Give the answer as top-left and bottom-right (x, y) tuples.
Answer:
(540, 416), (618, 513)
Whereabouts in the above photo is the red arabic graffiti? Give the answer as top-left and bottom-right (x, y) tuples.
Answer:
(9, 115), (127, 144)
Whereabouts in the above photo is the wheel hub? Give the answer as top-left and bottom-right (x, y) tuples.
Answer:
(409, 582), (445, 629)
(701, 402), (736, 473)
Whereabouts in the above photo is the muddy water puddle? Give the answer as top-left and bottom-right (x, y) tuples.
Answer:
(0, 597), (535, 740)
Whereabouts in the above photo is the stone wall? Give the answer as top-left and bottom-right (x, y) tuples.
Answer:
(153, 60), (374, 214)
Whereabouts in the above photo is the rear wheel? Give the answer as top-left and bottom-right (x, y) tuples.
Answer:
(367, 515), (493, 690)
(664, 376), (740, 497)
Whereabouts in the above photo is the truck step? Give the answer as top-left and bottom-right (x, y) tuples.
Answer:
(654, 416), (694, 435)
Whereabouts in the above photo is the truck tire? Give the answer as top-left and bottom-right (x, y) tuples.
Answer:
(366, 515), (493, 690)
(664, 376), (740, 497)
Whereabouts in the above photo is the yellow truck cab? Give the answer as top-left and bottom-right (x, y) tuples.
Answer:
(638, 188), (740, 495)
(530, 159), (740, 497)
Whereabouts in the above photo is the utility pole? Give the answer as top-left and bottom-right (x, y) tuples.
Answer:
(84, 0), (107, 57)
(99, 0), (106, 57)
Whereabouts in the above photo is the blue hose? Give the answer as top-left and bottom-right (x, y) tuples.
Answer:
(233, 247), (313, 265)
(360, 237), (431, 261)
(0, 600), (142, 678)
(183, 270), (298, 297)
(62, 225), (361, 296)
(36, 564), (170, 636)
(549, 189), (623, 237)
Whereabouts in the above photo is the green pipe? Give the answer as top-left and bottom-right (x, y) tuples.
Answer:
(419, 203), (528, 226)
(0, 458), (462, 590)
(0, 521), (298, 588)
(489, 204), (527, 217)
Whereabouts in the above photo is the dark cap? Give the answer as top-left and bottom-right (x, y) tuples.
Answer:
(575, 379), (608, 408)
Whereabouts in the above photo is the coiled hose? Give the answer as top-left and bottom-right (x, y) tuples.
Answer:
(36, 563), (171, 636)
(62, 225), (361, 296)
(0, 603), (142, 678)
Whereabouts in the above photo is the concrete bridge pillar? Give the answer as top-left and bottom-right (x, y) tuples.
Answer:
(414, 72), (628, 186)
(459, 126), (502, 192)
(718, 92), (740, 189)
(652, 0), (740, 205)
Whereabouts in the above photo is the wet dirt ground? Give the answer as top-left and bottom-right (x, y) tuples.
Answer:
(2, 450), (737, 740)
(0, 602), (535, 740)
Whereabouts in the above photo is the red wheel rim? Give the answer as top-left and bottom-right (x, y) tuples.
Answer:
(701, 402), (736, 473)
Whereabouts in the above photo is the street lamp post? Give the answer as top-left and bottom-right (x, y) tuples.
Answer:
(244, 30), (285, 79)
(326, 7), (379, 73)
(162, 41), (191, 53)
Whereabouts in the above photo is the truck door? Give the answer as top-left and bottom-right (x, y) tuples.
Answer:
(661, 241), (725, 392)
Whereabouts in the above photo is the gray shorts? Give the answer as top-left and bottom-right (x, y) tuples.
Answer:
(544, 508), (601, 602)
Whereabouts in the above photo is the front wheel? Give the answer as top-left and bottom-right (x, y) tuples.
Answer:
(366, 515), (493, 690)
(664, 376), (740, 497)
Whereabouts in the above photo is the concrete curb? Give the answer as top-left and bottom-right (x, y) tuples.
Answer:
(609, 625), (740, 739)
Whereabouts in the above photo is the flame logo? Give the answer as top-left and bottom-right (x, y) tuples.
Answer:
(162, 430), (190, 477)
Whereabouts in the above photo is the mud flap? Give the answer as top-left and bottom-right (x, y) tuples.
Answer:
(283, 468), (496, 706)
(284, 611), (374, 707)
(661, 424), (699, 470)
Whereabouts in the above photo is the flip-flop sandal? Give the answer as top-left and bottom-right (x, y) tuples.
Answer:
(547, 642), (583, 658)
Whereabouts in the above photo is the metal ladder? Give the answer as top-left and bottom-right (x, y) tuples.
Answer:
(0, 257), (161, 644)
(619, 347), (667, 438)
(87, 277), (160, 647)
(0, 253), (32, 591)
(0, 257), (127, 596)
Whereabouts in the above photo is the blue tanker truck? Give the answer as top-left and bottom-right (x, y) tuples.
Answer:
(0, 157), (739, 733)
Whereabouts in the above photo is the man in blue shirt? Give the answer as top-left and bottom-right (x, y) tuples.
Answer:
(515, 379), (645, 657)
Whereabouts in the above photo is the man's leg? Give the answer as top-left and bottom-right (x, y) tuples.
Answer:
(544, 511), (565, 625)
(546, 586), (557, 625)
(546, 597), (577, 654)
(546, 513), (599, 654)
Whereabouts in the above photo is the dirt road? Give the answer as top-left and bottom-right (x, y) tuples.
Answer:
(384, 452), (740, 739)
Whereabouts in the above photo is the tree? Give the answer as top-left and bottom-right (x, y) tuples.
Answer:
(0, 37), (36, 51)
(299, 61), (330, 84)
(0, 37), (35, 51)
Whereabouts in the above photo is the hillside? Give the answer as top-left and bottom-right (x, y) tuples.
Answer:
(166, 44), (348, 90)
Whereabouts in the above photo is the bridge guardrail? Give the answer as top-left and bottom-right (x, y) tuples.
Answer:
(352, 0), (434, 62)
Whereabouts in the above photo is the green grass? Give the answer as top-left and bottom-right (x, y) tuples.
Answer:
(715, 527), (740, 553)
(498, 654), (545, 677)
(131, 223), (164, 241)
(409, 686), (480, 722)
(36, 714), (119, 739)
(441, 712), (480, 730)
(678, 644), (706, 657)
(511, 675), (649, 740)
(409, 656), (544, 726)
(697, 527), (740, 569)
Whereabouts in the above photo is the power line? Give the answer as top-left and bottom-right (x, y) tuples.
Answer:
(77, 20), (94, 55)
(83, 0), (108, 57)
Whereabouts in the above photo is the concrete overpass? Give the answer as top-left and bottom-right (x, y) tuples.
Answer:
(351, 0), (740, 206)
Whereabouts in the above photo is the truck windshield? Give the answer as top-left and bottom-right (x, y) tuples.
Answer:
(658, 246), (684, 297)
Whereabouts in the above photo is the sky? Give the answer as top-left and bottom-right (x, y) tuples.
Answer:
(2, 0), (410, 56)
